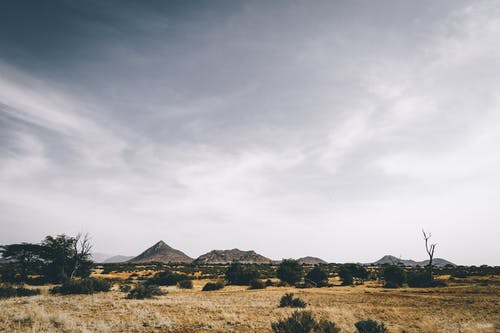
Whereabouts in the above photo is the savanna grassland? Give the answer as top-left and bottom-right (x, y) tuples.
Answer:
(1, 273), (498, 333)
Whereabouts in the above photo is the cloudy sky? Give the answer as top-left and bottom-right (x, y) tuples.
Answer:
(1, 1), (499, 265)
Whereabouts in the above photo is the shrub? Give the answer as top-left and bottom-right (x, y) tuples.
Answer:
(0, 285), (41, 298)
(305, 267), (329, 287)
(277, 259), (303, 285)
(50, 278), (111, 295)
(265, 279), (275, 287)
(338, 264), (368, 285)
(382, 265), (406, 288)
(119, 284), (132, 292)
(355, 319), (388, 333)
(177, 279), (193, 289)
(407, 270), (429, 288)
(279, 293), (307, 308)
(126, 284), (164, 299)
(271, 311), (340, 333)
(249, 279), (266, 289)
(202, 281), (224, 291)
(148, 270), (189, 286)
(407, 270), (446, 288)
(225, 263), (260, 285)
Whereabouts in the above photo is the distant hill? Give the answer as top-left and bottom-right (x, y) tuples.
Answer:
(103, 255), (134, 263)
(297, 256), (327, 265)
(372, 255), (455, 267)
(91, 252), (114, 263)
(129, 241), (193, 263)
(194, 249), (272, 264)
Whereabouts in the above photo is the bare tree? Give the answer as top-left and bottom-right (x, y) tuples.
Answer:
(422, 229), (437, 282)
(70, 233), (92, 279)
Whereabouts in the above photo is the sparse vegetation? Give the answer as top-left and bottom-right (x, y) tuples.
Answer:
(148, 270), (189, 286)
(338, 264), (368, 286)
(271, 311), (340, 333)
(382, 265), (406, 288)
(0, 284), (41, 298)
(126, 284), (164, 299)
(50, 278), (111, 295)
(305, 266), (329, 287)
(277, 259), (303, 285)
(355, 319), (388, 333)
(279, 293), (307, 308)
(177, 279), (193, 289)
(202, 281), (224, 291)
(249, 279), (266, 289)
(226, 262), (260, 285)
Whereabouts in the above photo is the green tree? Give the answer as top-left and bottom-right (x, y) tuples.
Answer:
(277, 259), (303, 285)
(0, 243), (45, 281)
(338, 264), (368, 285)
(305, 266), (329, 287)
(382, 265), (406, 288)
(225, 262), (260, 285)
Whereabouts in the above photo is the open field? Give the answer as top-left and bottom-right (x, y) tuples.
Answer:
(1, 277), (498, 333)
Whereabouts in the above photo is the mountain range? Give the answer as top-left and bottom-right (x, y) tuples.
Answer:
(193, 249), (272, 264)
(90, 241), (456, 266)
(371, 255), (455, 267)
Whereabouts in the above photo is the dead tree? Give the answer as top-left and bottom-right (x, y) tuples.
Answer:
(70, 233), (92, 279)
(422, 229), (437, 282)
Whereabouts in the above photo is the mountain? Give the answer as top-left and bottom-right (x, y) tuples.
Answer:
(103, 255), (134, 263)
(129, 241), (193, 263)
(372, 255), (455, 267)
(297, 256), (327, 265)
(91, 252), (114, 263)
(194, 249), (272, 264)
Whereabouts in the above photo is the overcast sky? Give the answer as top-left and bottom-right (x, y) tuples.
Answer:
(1, 1), (499, 265)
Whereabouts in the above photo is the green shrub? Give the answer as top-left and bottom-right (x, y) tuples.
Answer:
(0, 285), (41, 298)
(148, 270), (189, 286)
(382, 265), (406, 288)
(277, 259), (303, 285)
(126, 284), (164, 299)
(177, 279), (193, 289)
(305, 267), (329, 287)
(271, 311), (340, 333)
(50, 278), (111, 295)
(225, 263), (260, 285)
(279, 293), (306, 308)
(249, 279), (266, 289)
(202, 281), (224, 291)
(355, 319), (388, 333)
(338, 264), (368, 285)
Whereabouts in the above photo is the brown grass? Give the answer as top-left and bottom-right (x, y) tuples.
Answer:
(0, 278), (498, 332)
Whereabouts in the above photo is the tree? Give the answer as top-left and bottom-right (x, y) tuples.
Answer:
(382, 265), (406, 288)
(42, 234), (92, 282)
(305, 266), (328, 287)
(225, 262), (260, 285)
(338, 264), (368, 285)
(277, 259), (303, 285)
(422, 229), (436, 283)
(0, 243), (45, 281)
(0, 234), (93, 283)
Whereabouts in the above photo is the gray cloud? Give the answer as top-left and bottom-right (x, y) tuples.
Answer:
(0, 0), (499, 264)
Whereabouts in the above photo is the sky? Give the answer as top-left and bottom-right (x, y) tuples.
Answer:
(1, 1), (499, 265)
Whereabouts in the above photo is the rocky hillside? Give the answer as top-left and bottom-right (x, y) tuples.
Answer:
(129, 241), (193, 263)
(372, 255), (455, 267)
(194, 249), (272, 264)
(297, 256), (327, 265)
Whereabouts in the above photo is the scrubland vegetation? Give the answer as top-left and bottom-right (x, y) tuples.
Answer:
(1, 234), (499, 332)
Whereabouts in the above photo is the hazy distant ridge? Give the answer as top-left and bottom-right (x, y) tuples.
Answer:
(372, 255), (455, 267)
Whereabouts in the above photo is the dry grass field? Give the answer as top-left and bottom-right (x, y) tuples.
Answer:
(0, 277), (498, 333)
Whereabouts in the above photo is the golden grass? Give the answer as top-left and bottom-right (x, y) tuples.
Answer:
(0, 278), (498, 332)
